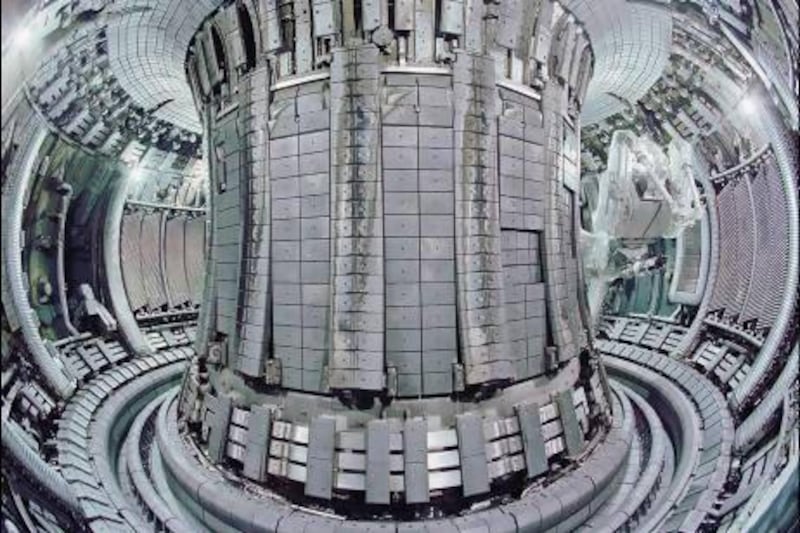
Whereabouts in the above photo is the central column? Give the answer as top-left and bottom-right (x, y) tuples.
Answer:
(178, 0), (610, 516)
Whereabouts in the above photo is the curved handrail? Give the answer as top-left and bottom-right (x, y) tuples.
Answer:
(587, 383), (667, 531)
(55, 181), (79, 337)
(704, 316), (764, 348)
(1, 418), (82, 516)
(605, 356), (703, 532)
(732, 89), (799, 408)
(104, 176), (153, 355)
(672, 161), (720, 359)
(709, 144), (770, 184)
(733, 399), (799, 531)
(125, 198), (207, 213)
(125, 390), (194, 533)
(2, 117), (75, 398)
(735, 344), (798, 452)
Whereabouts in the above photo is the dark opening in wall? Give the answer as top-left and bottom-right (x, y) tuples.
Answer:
(238, 4), (257, 71)
(210, 25), (227, 80)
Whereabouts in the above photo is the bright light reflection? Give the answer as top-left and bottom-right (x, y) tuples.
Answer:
(129, 165), (145, 183)
(11, 26), (31, 49)
(739, 94), (758, 116)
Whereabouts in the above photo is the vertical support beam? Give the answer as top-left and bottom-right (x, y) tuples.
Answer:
(237, 66), (272, 378)
(212, 113), (245, 367)
(328, 45), (385, 392)
(540, 85), (577, 365)
(453, 52), (514, 386)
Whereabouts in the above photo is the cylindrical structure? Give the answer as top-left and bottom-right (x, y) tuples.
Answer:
(179, 0), (611, 517)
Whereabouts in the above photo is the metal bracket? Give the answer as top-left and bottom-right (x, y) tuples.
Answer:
(545, 345), (558, 372)
(265, 358), (282, 385)
(385, 366), (398, 397)
(453, 362), (466, 392)
(208, 341), (226, 366)
(321, 364), (330, 392)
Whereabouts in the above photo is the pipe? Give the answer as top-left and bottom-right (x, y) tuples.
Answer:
(104, 175), (154, 355)
(159, 211), (172, 309)
(3, 519), (21, 533)
(735, 344), (798, 452)
(708, 144), (770, 183)
(125, 198), (207, 213)
(125, 389), (194, 533)
(1, 418), (82, 516)
(194, 105), (216, 356)
(732, 396), (799, 531)
(9, 481), (38, 532)
(2, 120), (75, 398)
(742, 451), (799, 532)
(732, 86), (799, 408)
(55, 181), (80, 337)
(606, 356), (704, 532)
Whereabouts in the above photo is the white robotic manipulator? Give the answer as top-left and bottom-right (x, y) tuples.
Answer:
(582, 130), (703, 318)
